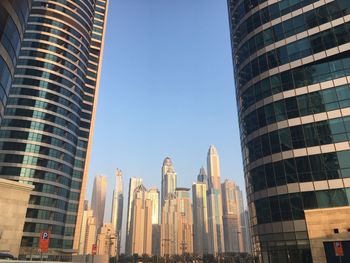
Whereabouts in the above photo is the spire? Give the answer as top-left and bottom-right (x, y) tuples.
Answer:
(163, 157), (173, 166)
(208, 145), (218, 156)
(197, 166), (207, 183)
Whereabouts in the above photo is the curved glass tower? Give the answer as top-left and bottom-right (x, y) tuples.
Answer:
(0, 0), (108, 257)
(0, 0), (31, 120)
(228, 0), (350, 262)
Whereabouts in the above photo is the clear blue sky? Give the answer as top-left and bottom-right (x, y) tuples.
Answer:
(87, 0), (244, 227)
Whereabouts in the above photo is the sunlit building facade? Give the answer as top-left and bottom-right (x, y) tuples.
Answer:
(125, 177), (143, 255)
(161, 188), (193, 256)
(221, 180), (245, 253)
(207, 145), (225, 254)
(91, 175), (107, 235)
(148, 187), (160, 256)
(161, 157), (177, 207)
(192, 179), (209, 255)
(0, 0), (108, 256)
(111, 169), (123, 255)
(129, 184), (153, 256)
(227, 0), (350, 262)
(78, 201), (96, 255)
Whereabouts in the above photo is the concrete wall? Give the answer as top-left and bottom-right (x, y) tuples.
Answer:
(305, 206), (350, 263)
(0, 179), (33, 257)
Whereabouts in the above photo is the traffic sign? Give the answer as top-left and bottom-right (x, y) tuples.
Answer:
(334, 241), (344, 257)
(39, 231), (51, 253)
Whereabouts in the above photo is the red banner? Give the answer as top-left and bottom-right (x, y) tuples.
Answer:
(39, 231), (51, 253)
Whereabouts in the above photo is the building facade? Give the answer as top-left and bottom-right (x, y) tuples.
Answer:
(111, 169), (123, 255)
(78, 201), (96, 255)
(125, 177), (143, 255)
(206, 145), (225, 254)
(129, 185), (153, 256)
(0, 0), (31, 121)
(221, 180), (245, 253)
(227, 0), (350, 262)
(0, 0), (108, 256)
(96, 223), (116, 256)
(192, 180), (209, 256)
(161, 188), (193, 257)
(161, 157), (177, 207)
(91, 175), (107, 235)
(148, 187), (160, 256)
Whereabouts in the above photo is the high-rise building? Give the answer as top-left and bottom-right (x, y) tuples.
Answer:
(129, 184), (153, 256)
(206, 145), (224, 254)
(96, 223), (116, 256)
(0, 0), (31, 121)
(111, 169), (123, 255)
(192, 179), (209, 256)
(221, 180), (245, 253)
(91, 175), (107, 235)
(161, 188), (193, 257)
(148, 187), (160, 256)
(125, 177), (143, 255)
(78, 201), (96, 255)
(0, 0), (108, 256)
(227, 0), (350, 261)
(161, 157), (177, 207)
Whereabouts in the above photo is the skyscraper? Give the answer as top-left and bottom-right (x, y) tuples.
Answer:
(206, 145), (224, 254)
(78, 201), (96, 255)
(221, 180), (245, 253)
(125, 177), (143, 255)
(148, 187), (160, 256)
(0, 0), (108, 256)
(161, 157), (177, 207)
(0, 0), (31, 121)
(129, 184), (153, 256)
(111, 169), (123, 255)
(192, 178), (209, 255)
(91, 175), (107, 235)
(227, 0), (350, 261)
(161, 188), (193, 257)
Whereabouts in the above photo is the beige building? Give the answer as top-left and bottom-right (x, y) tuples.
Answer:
(192, 180), (209, 255)
(305, 206), (350, 263)
(161, 188), (193, 256)
(78, 201), (97, 255)
(91, 176), (107, 235)
(125, 177), (143, 255)
(130, 185), (153, 256)
(207, 145), (225, 254)
(0, 179), (33, 257)
(221, 180), (245, 253)
(97, 223), (116, 256)
(148, 187), (160, 256)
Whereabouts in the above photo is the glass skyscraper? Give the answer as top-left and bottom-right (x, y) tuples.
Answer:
(0, 0), (31, 121)
(227, 0), (350, 262)
(0, 0), (108, 257)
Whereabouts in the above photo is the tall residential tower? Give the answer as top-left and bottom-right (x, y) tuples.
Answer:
(228, 0), (350, 261)
(111, 169), (123, 255)
(192, 169), (209, 256)
(206, 145), (225, 254)
(161, 157), (177, 207)
(91, 175), (107, 235)
(0, 0), (108, 256)
(125, 177), (143, 255)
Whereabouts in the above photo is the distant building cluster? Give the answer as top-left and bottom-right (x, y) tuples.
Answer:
(77, 145), (251, 258)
